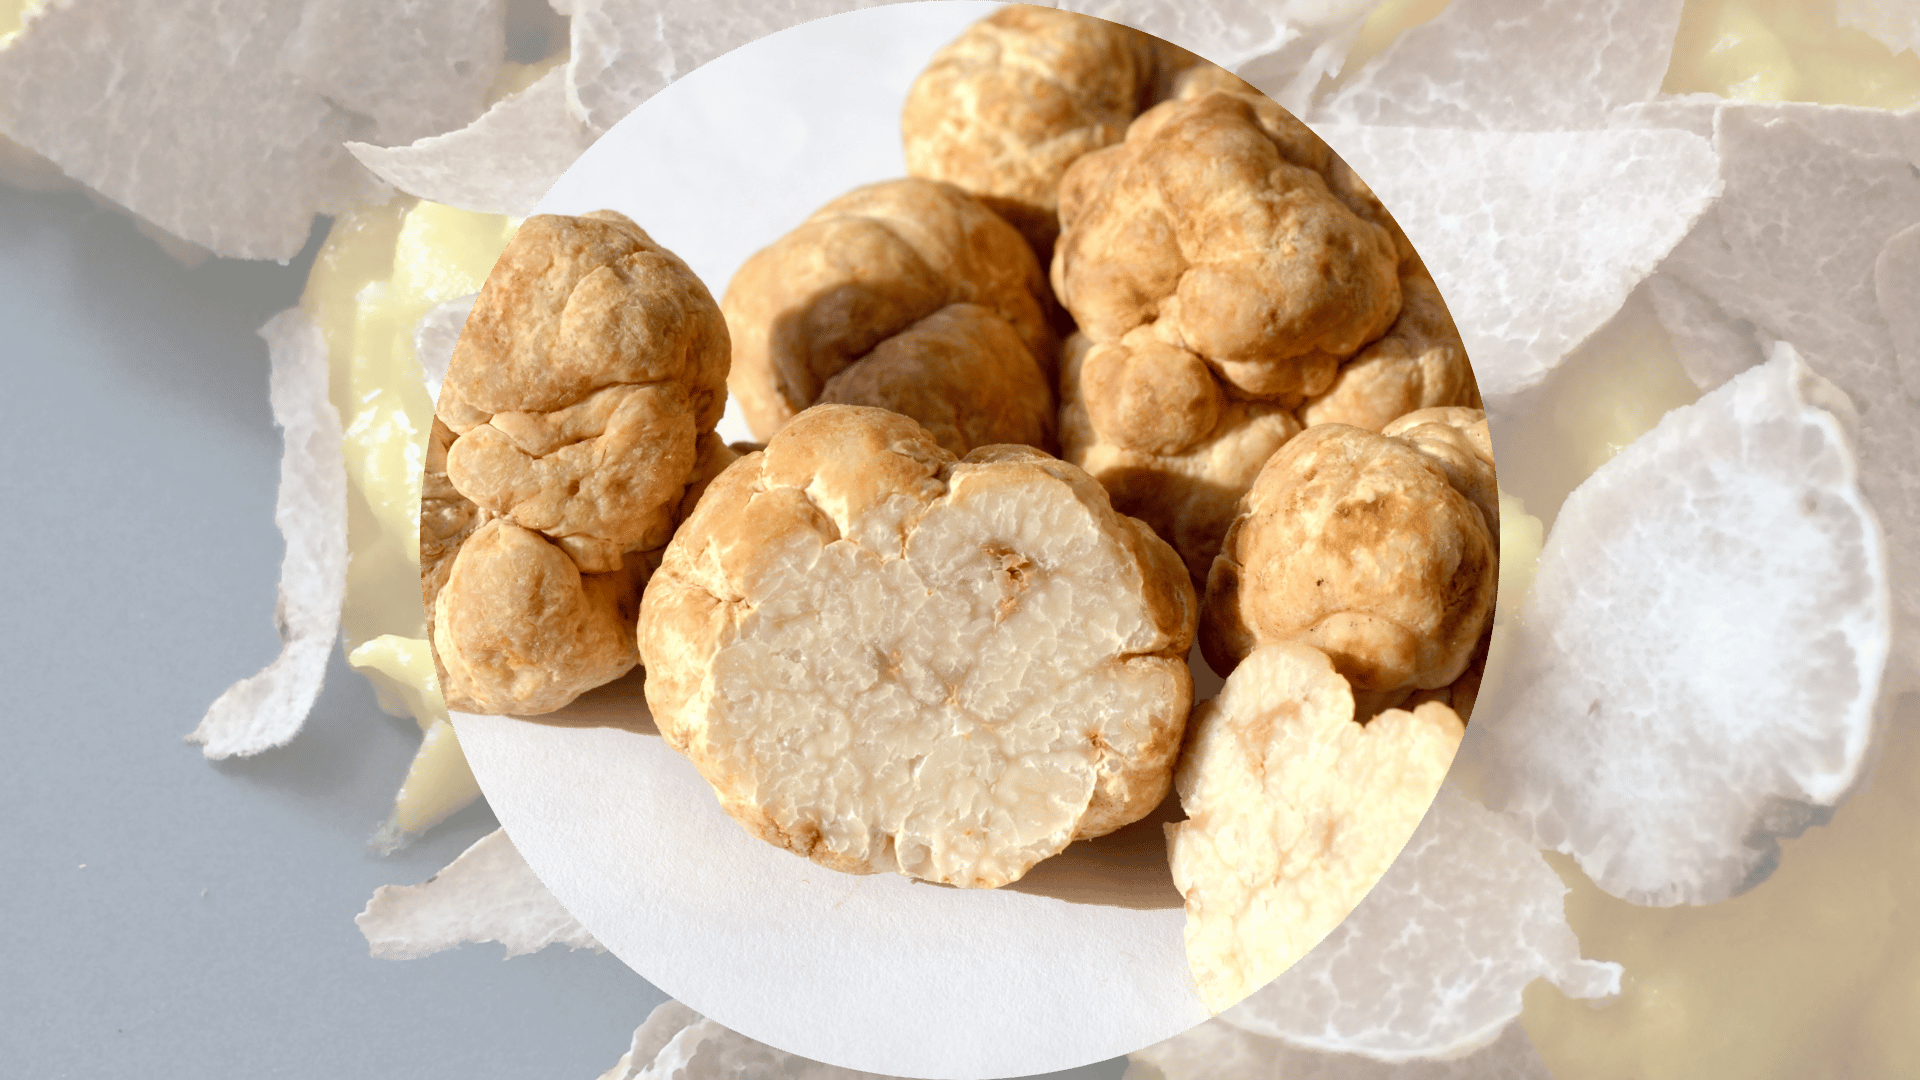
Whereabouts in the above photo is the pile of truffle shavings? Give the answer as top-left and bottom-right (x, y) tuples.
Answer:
(9, 0), (1915, 1075)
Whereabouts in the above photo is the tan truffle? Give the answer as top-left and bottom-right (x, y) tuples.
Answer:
(901, 6), (1202, 262)
(1053, 88), (1413, 580)
(424, 210), (731, 715)
(1299, 272), (1481, 431)
(722, 178), (1058, 455)
(1058, 332), (1303, 587)
(1200, 413), (1499, 714)
(1167, 641), (1464, 1013)
(638, 404), (1197, 889)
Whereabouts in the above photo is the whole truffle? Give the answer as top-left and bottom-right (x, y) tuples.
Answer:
(1299, 271), (1481, 432)
(1053, 88), (1415, 580)
(722, 178), (1058, 456)
(1201, 410), (1499, 715)
(901, 6), (1202, 262)
(424, 210), (732, 715)
(638, 405), (1197, 889)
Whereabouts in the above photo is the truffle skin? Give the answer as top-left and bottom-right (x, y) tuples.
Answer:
(1299, 271), (1481, 431)
(722, 178), (1059, 453)
(1200, 412), (1498, 713)
(638, 404), (1197, 889)
(424, 210), (731, 715)
(1058, 332), (1303, 588)
(901, 5), (1200, 262)
(1051, 90), (1403, 399)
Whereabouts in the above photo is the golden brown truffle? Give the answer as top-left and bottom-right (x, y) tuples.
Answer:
(722, 177), (1058, 455)
(423, 210), (731, 715)
(1200, 411), (1499, 715)
(1052, 85), (1480, 584)
(901, 6), (1203, 262)
(638, 404), (1197, 889)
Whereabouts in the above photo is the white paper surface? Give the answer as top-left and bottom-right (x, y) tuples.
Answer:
(469, 9), (1209, 1077)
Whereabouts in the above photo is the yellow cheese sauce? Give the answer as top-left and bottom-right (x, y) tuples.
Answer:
(304, 197), (516, 837)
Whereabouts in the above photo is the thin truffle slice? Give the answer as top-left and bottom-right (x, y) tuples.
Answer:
(1314, 0), (1685, 130)
(1464, 342), (1890, 905)
(1222, 786), (1621, 1058)
(1318, 124), (1722, 406)
(639, 405), (1196, 889)
(348, 67), (595, 218)
(1167, 642), (1463, 1013)
(598, 1001), (900, 1080)
(1131, 1016), (1557, 1080)
(0, 0), (505, 259)
(188, 308), (348, 758)
(356, 828), (600, 961)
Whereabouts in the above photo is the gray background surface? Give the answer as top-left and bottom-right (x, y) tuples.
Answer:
(0, 184), (1129, 1079)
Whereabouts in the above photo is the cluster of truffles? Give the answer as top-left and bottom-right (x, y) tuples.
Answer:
(421, 6), (1497, 1015)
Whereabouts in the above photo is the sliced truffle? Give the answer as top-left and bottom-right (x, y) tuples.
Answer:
(1167, 641), (1464, 1013)
(639, 405), (1197, 889)
(1462, 344), (1891, 905)
(424, 210), (731, 715)
(722, 178), (1058, 456)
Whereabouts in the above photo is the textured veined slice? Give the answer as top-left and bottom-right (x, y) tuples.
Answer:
(187, 308), (347, 758)
(1167, 642), (1463, 1013)
(1316, 124), (1721, 405)
(1463, 342), (1891, 905)
(597, 1001), (899, 1080)
(640, 405), (1196, 889)
(1220, 785), (1621, 1058)
(356, 828), (600, 961)
(348, 67), (594, 217)
(1834, 0), (1920, 60)
(1128, 1015), (1556, 1080)
(1656, 103), (1920, 675)
(0, 0), (507, 259)
(1315, 0), (1684, 130)
(563, 0), (1361, 137)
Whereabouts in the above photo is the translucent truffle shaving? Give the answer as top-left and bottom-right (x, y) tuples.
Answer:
(188, 308), (347, 759)
(1221, 785), (1622, 1058)
(1167, 642), (1465, 1013)
(1463, 342), (1890, 905)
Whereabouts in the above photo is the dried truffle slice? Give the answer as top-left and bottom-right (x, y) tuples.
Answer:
(356, 828), (600, 962)
(0, 0), (502, 259)
(1167, 642), (1463, 1013)
(560, 0), (1351, 136)
(638, 405), (1196, 889)
(1321, 124), (1722, 405)
(1655, 104), (1920, 671)
(1221, 786), (1621, 1059)
(1315, 0), (1685, 130)
(599, 1001), (898, 1080)
(1463, 343), (1890, 905)
(189, 308), (348, 758)
(1132, 1013), (1558, 1080)
(348, 67), (595, 218)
